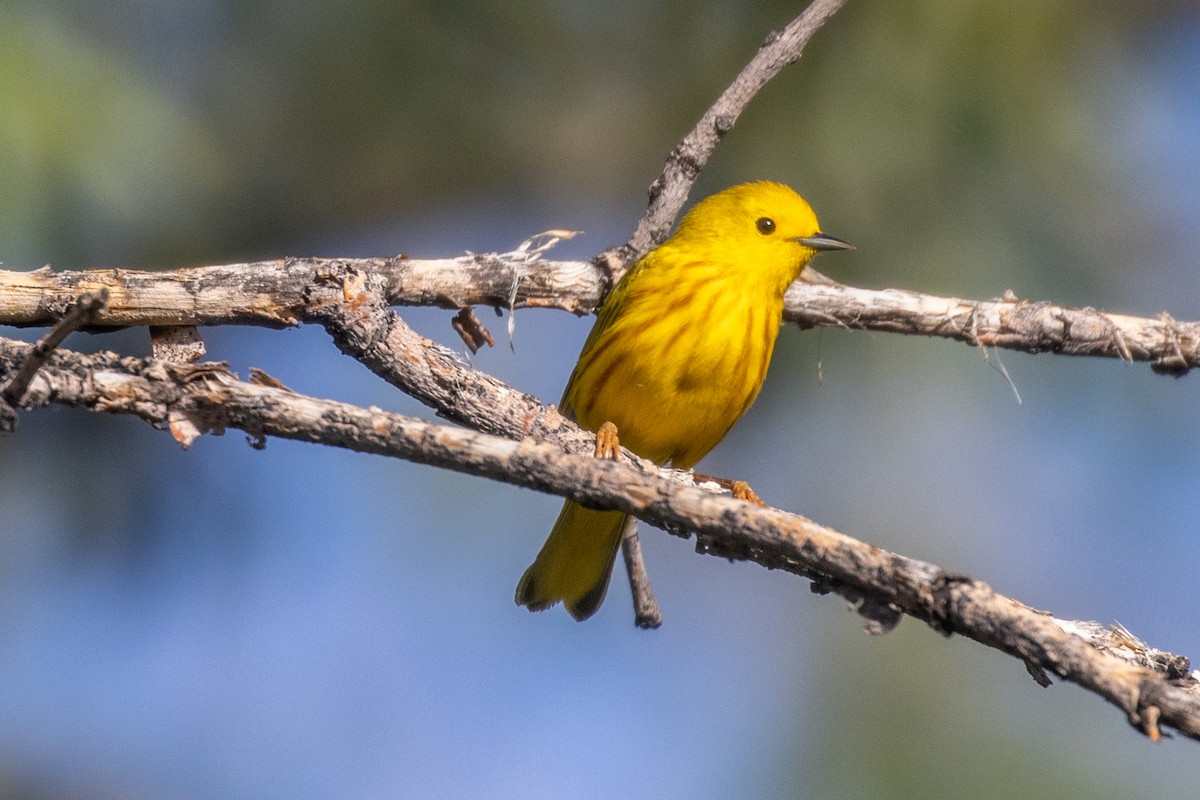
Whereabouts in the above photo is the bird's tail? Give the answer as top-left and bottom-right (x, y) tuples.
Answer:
(515, 500), (628, 621)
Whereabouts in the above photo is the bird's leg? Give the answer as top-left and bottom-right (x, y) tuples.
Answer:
(692, 473), (767, 507)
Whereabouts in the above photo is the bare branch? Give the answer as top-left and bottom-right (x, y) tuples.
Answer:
(785, 282), (1200, 375)
(4, 262), (1199, 374)
(2, 331), (1196, 742)
(305, 263), (588, 446)
(620, 518), (664, 630)
(609, 0), (851, 274)
(0, 257), (604, 329)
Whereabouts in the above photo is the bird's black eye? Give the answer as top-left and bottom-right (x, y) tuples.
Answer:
(755, 217), (776, 235)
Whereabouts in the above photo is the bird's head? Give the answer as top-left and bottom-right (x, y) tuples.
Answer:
(671, 181), (852, 291)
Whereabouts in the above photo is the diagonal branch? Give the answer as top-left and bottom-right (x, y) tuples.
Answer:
(1, 331), (1196, 743)
(609, 0), (851, 273)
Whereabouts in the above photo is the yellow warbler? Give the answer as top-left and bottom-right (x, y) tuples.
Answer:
(515, 181), (852, 620)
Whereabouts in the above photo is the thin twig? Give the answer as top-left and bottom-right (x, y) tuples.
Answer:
(0, 289), (108, 428)
(620, 518), (664, 629)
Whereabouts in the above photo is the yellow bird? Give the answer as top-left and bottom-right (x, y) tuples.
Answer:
(515, 181), (852, 620)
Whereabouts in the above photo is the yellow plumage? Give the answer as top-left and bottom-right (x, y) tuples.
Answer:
(516, 181), (852, 620)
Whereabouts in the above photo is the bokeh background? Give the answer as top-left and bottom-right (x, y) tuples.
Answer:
(2, 1), (1200, 797)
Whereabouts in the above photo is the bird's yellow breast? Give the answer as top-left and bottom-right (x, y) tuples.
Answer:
(564, 251), (784, 469)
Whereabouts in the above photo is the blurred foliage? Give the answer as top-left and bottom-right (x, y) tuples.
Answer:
(0, 0), (1175, 307)
(0, 0), (1167, 295)
(0, 5), (223, 268)
(796, 621), (1149, 800)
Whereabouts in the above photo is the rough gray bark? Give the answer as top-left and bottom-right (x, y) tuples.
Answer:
(3, 263), (1196, 374)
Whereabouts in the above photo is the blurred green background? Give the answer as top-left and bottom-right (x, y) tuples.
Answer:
(3, 1), (1200, 798)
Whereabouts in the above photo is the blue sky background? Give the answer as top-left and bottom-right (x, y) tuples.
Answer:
(2, 2), (1200, 798)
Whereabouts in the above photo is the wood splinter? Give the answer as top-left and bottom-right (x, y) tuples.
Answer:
(149, 325), (206, 363)
(451, 307), (496, 354)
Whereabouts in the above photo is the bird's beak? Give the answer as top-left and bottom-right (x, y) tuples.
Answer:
(794, 232), (855, 251)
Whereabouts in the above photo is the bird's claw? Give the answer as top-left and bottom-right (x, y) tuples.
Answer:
(595, 421), (620, 460)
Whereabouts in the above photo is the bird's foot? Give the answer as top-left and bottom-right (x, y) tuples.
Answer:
(594, 420), (620, 460)
(693, 473), (767, 507)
